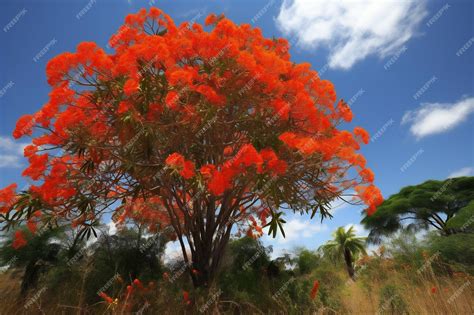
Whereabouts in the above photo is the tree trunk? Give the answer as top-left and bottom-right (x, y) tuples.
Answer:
(343, 248), (355, 279)
(164, 188), (242, 289)
(188, 222), (232, 288)
(20, 259), (41, 297)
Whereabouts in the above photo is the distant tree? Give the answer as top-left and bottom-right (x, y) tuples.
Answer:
(0, 227), (63, 297)
(362, 177), (474, 242)
(445, 200), (474, 233)
(91, 223), (166, 281)
(226, 237), (271, 273)
(218, 237), (272, 298)
(319, 226), (367, 279)
(428, 233), (474, 274)
(295, 248), (320, 275)
(384, 231), (425, 270)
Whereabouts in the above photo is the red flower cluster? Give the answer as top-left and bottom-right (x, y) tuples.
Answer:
(22, 153), (49, 180)
(99, 292), (114, 304)
(165, 153), (196, 179)
(183, 290), (191, 305)
(354, 127), (370, 144)
(0, 183), (17, 213)
(310, 280), (320, 300)
(13, 114), (34, 139)
(12, 230), (27, 249)
(205, 145), (288, 196)
(355, 185), (383, 215)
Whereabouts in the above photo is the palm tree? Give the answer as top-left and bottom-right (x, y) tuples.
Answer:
(0, 227), (64, 297)
(319, 226), (367, 279)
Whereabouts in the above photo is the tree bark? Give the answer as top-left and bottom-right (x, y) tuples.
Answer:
(164, 185), (245, 288)
(20, 259), (41, 297)
(344, 248), (355, 279)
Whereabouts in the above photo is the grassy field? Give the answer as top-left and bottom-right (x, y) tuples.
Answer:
(0, 252), (472, 314)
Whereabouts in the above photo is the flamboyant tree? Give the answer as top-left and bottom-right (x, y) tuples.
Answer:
(0, 8), (382, 288)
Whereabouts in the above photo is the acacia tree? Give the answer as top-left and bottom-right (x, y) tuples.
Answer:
(0, 8), (382, 288)
(362, 176), (474, 243)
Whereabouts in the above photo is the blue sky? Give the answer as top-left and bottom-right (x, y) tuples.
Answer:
(0, 0), (473, 258)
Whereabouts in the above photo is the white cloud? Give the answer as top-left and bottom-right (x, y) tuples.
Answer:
(328, 191), (357, 215)
(402, 97), (474, 139)
(0, 136), (28, 168)
(107, 221), (117, 235)
(448, 167), (473, 178)
(344, 223), (369, 237)
(164, 241), (186, 264)
(275, 0), (427, 69)
(265, 218), (328, 244)
(0, 155), (22, 168)
(328, 199), (350, 214)
(0, 136), (27, 154)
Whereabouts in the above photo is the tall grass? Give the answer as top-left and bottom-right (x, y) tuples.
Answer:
(1, 260), (472, 314)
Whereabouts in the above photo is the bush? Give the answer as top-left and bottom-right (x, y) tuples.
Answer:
(378, 284), (407, 314)
(428, 233), (474, 274)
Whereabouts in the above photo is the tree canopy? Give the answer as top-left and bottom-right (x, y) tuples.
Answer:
(362, 176), (474, 243)
(0, 8), (382, 287)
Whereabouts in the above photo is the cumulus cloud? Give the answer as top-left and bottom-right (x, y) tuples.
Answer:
(266, 218), (328, 244)
(275, 0), (427, 69)
(328, 199), (350, 214)
(344, 223), (369, 237)
(164, 241), (187, 264)
(0, 155), (22, 168)
(107, 221), (117, 235)
(402, 97), (474, 139)
(448, 167), (473, 178)
(328, 191), (358, 215)
(0, 136), (27, 168)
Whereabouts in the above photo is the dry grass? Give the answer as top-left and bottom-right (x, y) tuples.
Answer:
(341, 269), (474, 314)
(1, 266), (473, 314)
